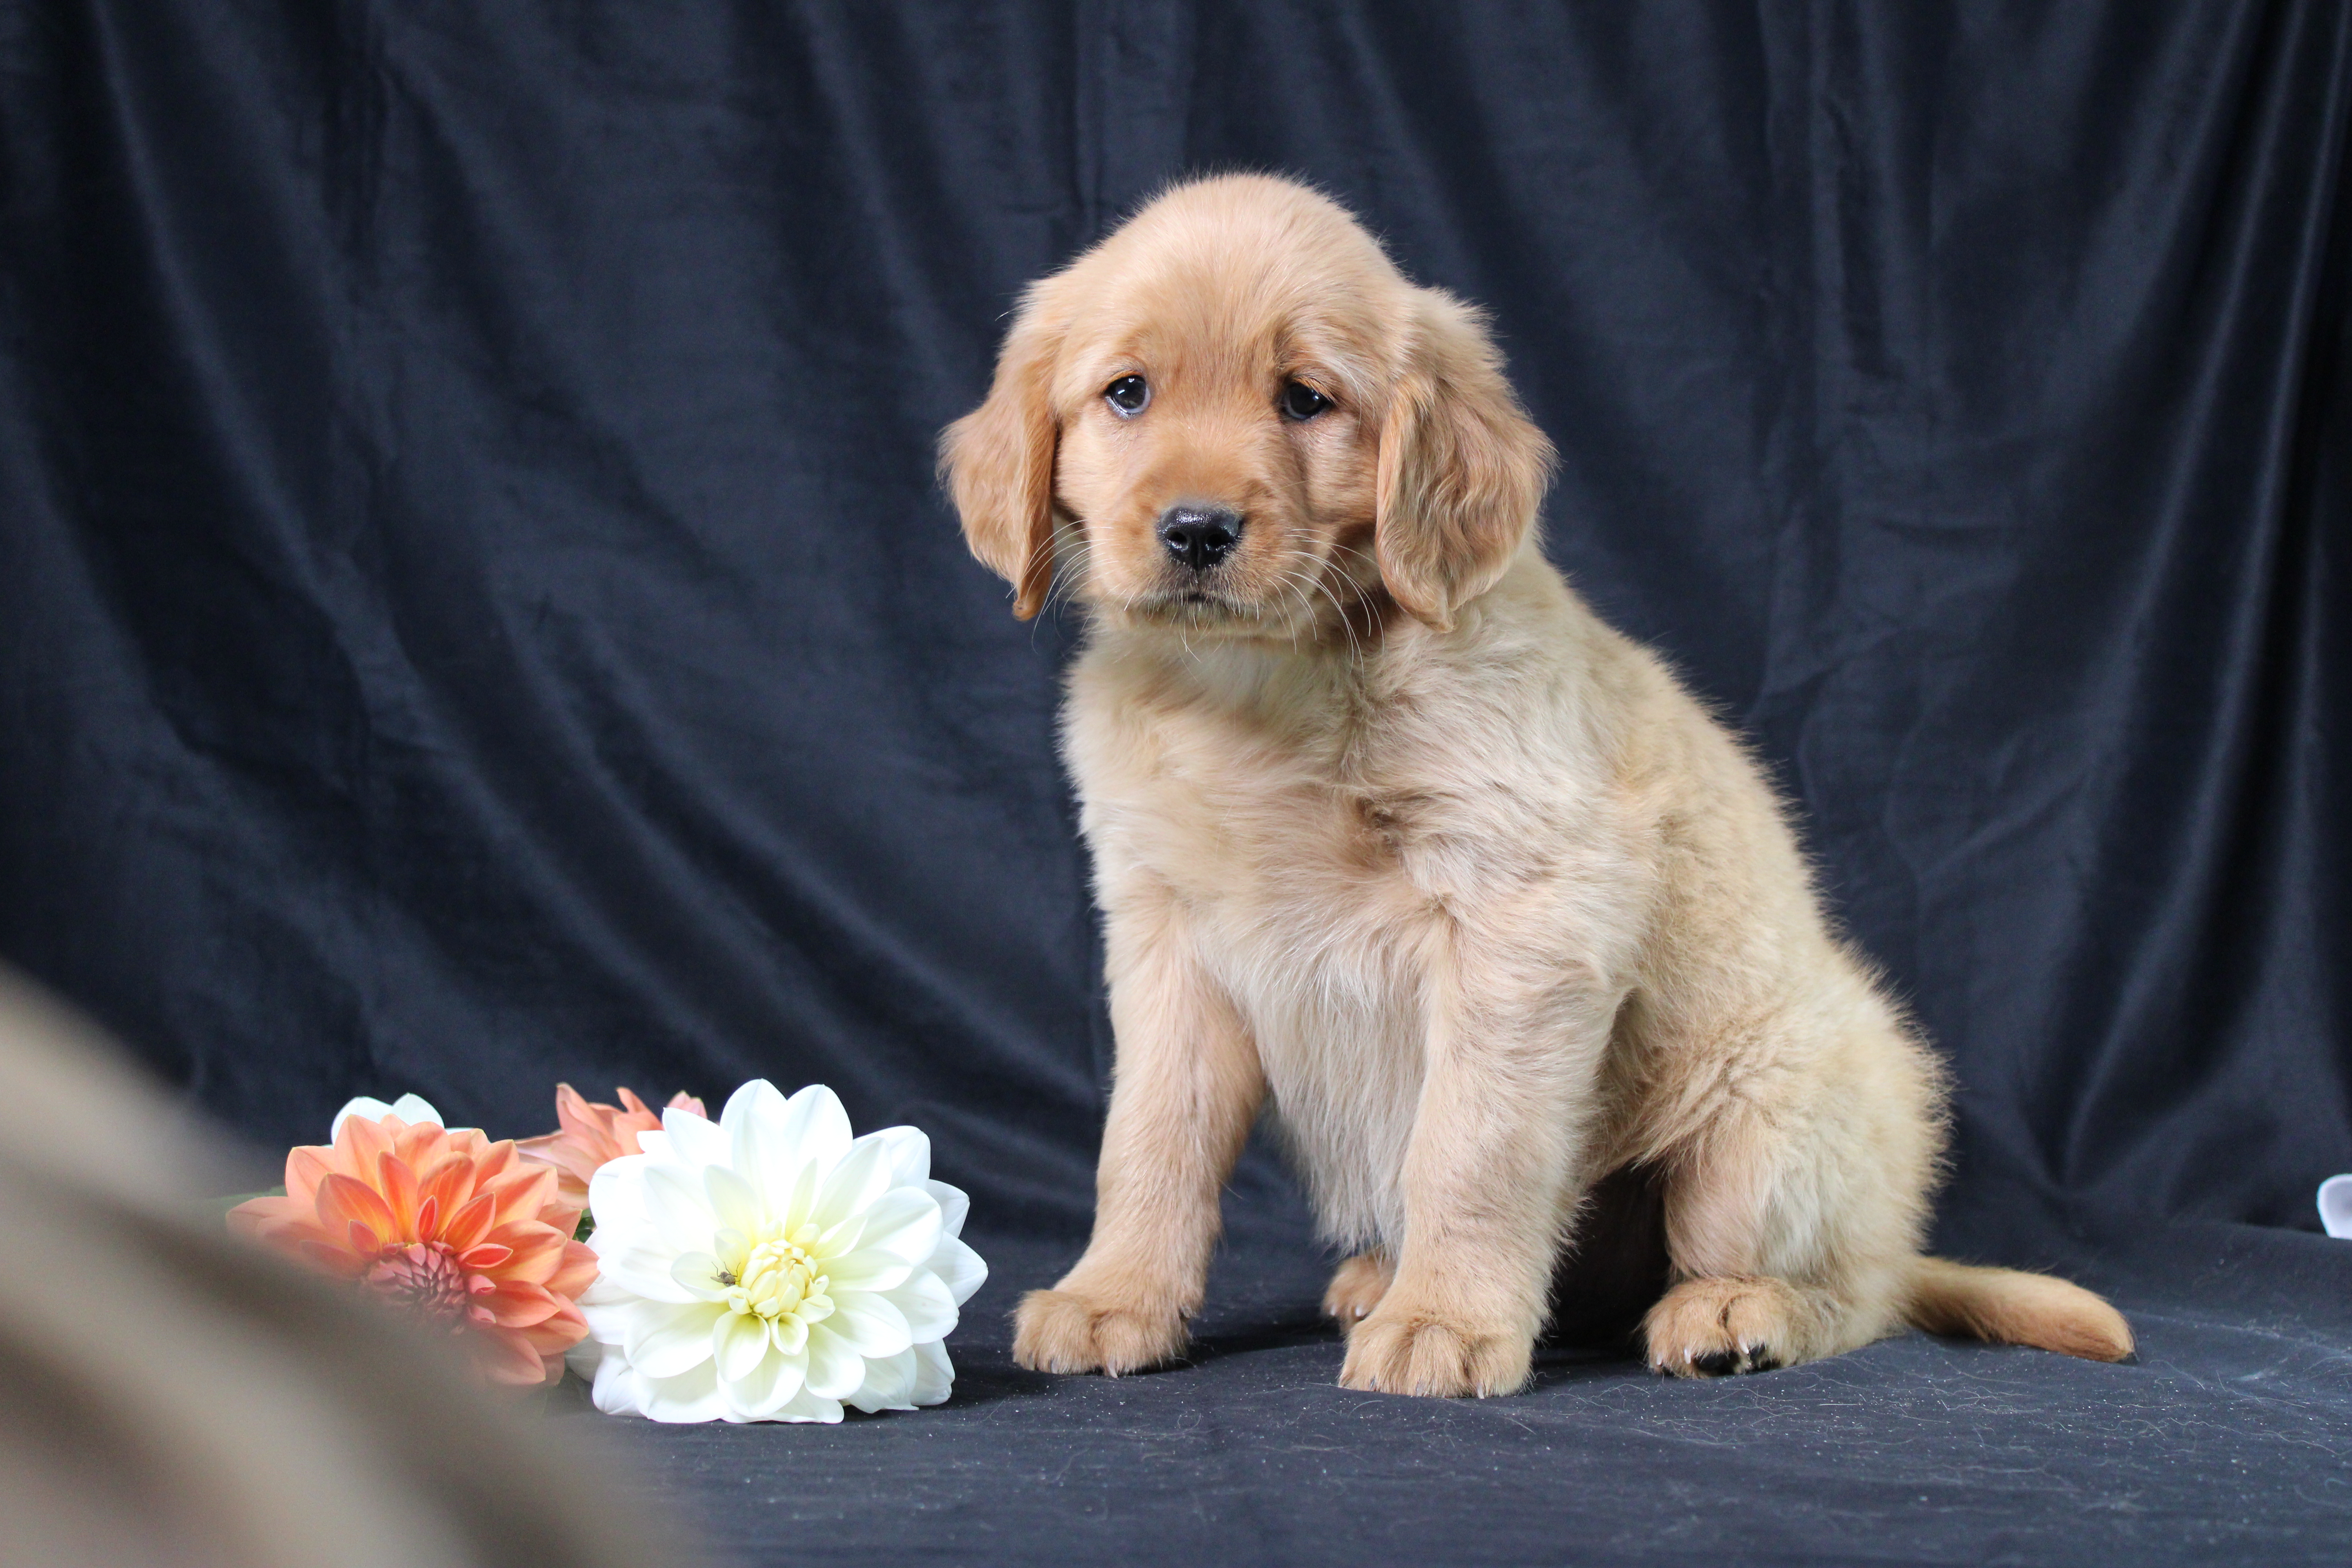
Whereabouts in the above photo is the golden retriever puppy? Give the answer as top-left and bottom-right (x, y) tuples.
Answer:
(942, 174), (2132, 1395)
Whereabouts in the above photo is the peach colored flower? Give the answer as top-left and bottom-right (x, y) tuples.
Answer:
(517, 1084), (707, 1210)
(230, 1103), (597, 1387)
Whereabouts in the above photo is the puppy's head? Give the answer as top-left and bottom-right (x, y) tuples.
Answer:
(941, 175), (1554, 637)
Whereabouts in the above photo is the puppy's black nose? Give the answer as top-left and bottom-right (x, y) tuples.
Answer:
(1157, 506), (1243, 571)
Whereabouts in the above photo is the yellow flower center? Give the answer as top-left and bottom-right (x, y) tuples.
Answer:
(717, 1222), (835, 1327)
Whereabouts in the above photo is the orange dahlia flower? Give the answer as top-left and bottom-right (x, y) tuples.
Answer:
(517, 1084), (706, 1210)
(230, 1109), (597, 1387)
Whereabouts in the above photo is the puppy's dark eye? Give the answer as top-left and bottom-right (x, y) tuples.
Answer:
(1279, 381), (1331, 421)
(1105, 375), (1150, 416)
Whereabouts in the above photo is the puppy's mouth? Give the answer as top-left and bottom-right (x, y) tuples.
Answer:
(1134, 588), (1248, 622)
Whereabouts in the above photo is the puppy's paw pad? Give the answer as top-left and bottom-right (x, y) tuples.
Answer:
(1644, 1277), (1804, 1378)
(1322, 1252), (1394, 1327)
(1339, 1309), (1530, 1398)
(1013, 1288), (1186, 1376)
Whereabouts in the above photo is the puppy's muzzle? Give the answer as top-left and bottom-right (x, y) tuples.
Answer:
(1157, 506), (1243, 572)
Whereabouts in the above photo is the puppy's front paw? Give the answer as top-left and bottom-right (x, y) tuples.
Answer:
(1322, 1251), (1393, 1328)
(1339, 1304), (1531, 1397)
(1013, 1288), (1187, 1376)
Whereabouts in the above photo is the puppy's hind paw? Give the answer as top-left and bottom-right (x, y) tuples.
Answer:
(1644, 1276), (1802, 1378)
(1322, 1251), (1394, 1328)
(1013, 1287), (1187, 1376)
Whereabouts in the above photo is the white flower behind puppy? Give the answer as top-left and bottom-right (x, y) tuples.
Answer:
(575, 1080), (987, 1423)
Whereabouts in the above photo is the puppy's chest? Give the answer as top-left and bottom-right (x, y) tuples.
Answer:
(1080, 691), (1435, 948)
(1075, 688), (1432, 1244)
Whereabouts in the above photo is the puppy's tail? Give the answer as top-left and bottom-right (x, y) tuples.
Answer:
(1903, 1256), (2135, 1363)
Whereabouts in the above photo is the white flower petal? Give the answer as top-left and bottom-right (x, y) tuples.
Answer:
(388, 1093), (444, 1126)
(626, 1303), (725, 1380)
(725, 1341), (806, 1420)
(566, 1337), (605, 1381)
(713, 1310), (771, 1384)
(723, 1080), (794, 1187)
(827, 1290), (913, 1359)
(773, 1083), (854, 1187)
(590, 1344), (642, 1417)
(780, 1157), (823, 1235)
(803, 1323), (868, 1399)
(702, 1163), (765, 1236)
(769, 1383), (844, 1425)
(848, 1347), (919, 1414)
(329, 1093), (453, 1142)
(854, 1187), (943, 1265)
(815, 1209), (867, 1258)
(770, 1314), (809, 1357)
(602, 1296), (689, 1350)
(669, 1252), (728, 1301)
(634, 1359), (730, 1425)
(590, 1247), (699, 1305)
(909, 1339), (955, 1406)
(578, 1274), (640, 1312)
(811, 1137), (896, 1232)
(588, 1155), (657, 1232)
(871, 1126), (931, 1187)
(883, 1269), (959, 1342)
(922, 1180), (970, 1239)
(823, 1247), (914, 1294)
(633, 1129), (671, 1161)
(661, 1104), (729, 1165)
(926, 1234), (989, 1307)
(642, 1162), (717, 1238)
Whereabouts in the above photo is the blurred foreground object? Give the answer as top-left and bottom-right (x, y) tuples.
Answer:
(0, 965), (682, 1568)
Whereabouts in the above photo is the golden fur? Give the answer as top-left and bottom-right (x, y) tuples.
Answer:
(942, 174), (2132, 1395)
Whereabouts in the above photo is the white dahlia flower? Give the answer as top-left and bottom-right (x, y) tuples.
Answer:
(573, 1080), (986, 1423)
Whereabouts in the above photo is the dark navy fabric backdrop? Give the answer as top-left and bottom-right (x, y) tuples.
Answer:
(2, 5), (2349, 1562)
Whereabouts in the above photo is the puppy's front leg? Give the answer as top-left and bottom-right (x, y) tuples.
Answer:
(1340, 936), (1616, 1398)
(1014, 884), (1263, 1375)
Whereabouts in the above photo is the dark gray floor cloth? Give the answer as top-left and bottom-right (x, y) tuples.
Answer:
(560, 1214), (2352, 1567)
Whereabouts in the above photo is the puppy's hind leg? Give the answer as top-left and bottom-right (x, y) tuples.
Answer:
(1645, 1033), (1935, 1377)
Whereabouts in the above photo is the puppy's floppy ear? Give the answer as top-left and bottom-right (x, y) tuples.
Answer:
(1374, 290), (1556, 631)
(940, 297), (1062, 620)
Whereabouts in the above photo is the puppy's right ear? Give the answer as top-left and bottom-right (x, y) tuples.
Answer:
(940, 302), (1061, 620)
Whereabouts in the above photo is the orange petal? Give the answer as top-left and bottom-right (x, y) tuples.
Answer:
(542, 1239), (600, 1299)
(480, 1159), (556, 1221)
(283, 1146), (334, 1206)
(296, 1239), (370, 1276)
(458, 1241), (514, 1269)
(339, 1114), (392, 1172)
(472, 1325), (557, 1386)
(477, 1279), (563, 1328)
(416, 1152), (476, 1230)
(226, 1193), (305, 1238)
(479, 1229), (564, 1284)
(441, 1189), (499, 1253)
(316, 1172), (398, 1246)
(375, 1152), (420, 1236)
(518, 1304), (590, 1354)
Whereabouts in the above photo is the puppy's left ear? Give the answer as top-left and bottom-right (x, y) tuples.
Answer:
(939, 295), (1063, 620)
(1374, 290), (1556, 632)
